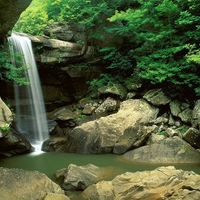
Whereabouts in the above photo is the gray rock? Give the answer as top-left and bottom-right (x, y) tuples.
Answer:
(54, 164), (102, 190)
(143, 88), (171, 106)
(123, 136), (200, 163)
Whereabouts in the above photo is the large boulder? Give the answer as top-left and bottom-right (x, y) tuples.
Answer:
(0, 167), (69, 200)
(54, 164), (103, 191)
(42, 99), (159, 154)
(0, 127), (33, 156)
(82, 166), (200, 200)
(123, 136), (200, 164)
(0, 0), (32, 40)
(0, 98), (33, 156)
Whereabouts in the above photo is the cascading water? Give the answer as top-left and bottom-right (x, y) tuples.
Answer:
(8, 32), (49, 150)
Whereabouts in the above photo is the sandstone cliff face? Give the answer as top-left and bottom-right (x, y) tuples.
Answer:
(0, 0), (32, 42)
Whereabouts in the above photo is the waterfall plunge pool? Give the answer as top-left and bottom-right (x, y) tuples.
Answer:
(1, 152), (200, 179)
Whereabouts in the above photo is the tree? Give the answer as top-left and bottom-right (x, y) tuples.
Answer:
(108, 0), (200, 97)
(0, 44), (28, 85)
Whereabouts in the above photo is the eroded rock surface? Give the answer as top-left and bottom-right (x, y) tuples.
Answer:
(82, 166), (200, 200)
(42, 99), (159, 154)
(123, 136), (200, 164)
(0, 167), (67, 200)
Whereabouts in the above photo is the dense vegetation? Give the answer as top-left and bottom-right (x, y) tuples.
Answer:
(14, 0), (200, 99)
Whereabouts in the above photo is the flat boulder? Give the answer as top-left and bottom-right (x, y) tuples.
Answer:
(123, 136), (200, 164)
(54, 164), (103, 190)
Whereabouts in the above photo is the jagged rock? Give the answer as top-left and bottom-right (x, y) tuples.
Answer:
(170, 100), (192, 124)
(82, 166), (200, 200)
(94, 97), (120, 117)
(0, 167), (67, 200)
(191, 100), (200, 129)
(82, 103), (96, 115)
(44, 20), (123, 49)
(146, 133), (166, 145)
(178, 107), (192, 124)
(28, 35), (95, 64)
(0, 127), (33, 156)
(0, 98), (13, 132)
(123, 136), (200, 163)
(143, 88), (171, 106)
(0, 0), (32, 40)
(0, 98), (33, 156)
(98, 84), (127, 100)
(42, 137), (69, 152)
(42, 99), (159, 154)
(183, 127), (200, 148)
(54, 164), (103, 191)
(113, 125), (157, 154)
(44, 22), (86, 43)
(165, 127), (181, 137)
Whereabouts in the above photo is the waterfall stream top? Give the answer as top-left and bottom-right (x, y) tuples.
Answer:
(8, 32), (49, 150)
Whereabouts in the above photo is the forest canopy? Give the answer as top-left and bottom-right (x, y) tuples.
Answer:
(14, 0), (200, 98)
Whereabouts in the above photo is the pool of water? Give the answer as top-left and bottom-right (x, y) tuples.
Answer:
(0, 152), (200, 199)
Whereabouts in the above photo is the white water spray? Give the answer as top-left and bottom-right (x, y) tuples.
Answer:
(8, 32), (48, 150)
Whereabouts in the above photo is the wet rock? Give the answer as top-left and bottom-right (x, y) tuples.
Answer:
(82, 166), (200, 200)
(143, 88), (171, 106)
(54, 164), (103, 190)
(0, 127), (33, 157)
(123, 136), (200, 164)
(0, 167), (67, 200)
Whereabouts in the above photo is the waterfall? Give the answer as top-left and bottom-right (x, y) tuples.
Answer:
(8, 32), (49, 150)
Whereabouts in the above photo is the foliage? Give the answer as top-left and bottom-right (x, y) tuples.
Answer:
(14, 0), (200, 98)
(108, 0), (200, 97)
(14, 0), (49, 35)
(0, 124), (10, 131)
(0, 44), (29, 85)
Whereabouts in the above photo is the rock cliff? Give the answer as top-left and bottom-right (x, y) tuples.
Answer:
(0, 0), (32, 42)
